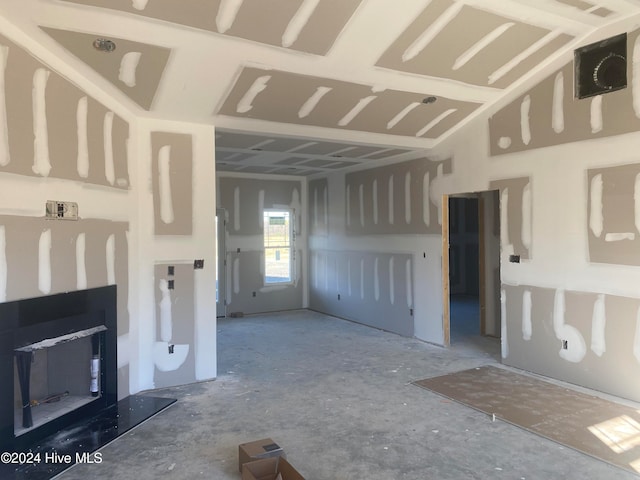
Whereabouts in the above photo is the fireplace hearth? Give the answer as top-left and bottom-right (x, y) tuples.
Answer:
(0, 286), (176, 479)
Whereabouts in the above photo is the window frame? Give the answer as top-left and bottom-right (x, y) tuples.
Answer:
(263, 208), (295, 286)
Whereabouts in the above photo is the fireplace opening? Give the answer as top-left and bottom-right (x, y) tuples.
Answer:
(13, 327), (106, 437)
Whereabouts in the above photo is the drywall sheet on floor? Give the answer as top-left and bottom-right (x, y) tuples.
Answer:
(153, 263), (196, 388)
(489, 28), (640, 155)
(414, 365), (640, 475)
(501, 283), (640, 402)
(151, 132), (193, 235)
(0, 34), (129, 187)
(587, 163), (640, 265)
(309, 250), (414, 337)
(345, 157), (452, 235)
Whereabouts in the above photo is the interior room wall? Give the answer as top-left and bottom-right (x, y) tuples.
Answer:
(0, 20), (217, 398)
(217, 173), (306, 316)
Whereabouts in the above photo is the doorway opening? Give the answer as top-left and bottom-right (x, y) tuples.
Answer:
(216, 208), (227, 318)
(442, 191), (501, 355)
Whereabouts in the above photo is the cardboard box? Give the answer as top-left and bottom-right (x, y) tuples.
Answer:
(238, 438), (285, 472)
(241, 457), (305, 480)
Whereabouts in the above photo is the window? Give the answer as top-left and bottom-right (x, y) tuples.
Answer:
(263, 210), (294, 284)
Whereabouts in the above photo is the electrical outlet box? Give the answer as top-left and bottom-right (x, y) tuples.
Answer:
(45, 200), (78, 220)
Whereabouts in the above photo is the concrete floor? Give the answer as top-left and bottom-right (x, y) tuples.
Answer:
(59, 310), (636, 479)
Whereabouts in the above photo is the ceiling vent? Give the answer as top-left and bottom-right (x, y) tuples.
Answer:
(574, 33), (627, 99)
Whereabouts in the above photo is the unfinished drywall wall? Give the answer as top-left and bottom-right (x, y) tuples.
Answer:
(431, 21), (640, 402)
(218, 174), (305, 315)
(0, 21), (217, 399)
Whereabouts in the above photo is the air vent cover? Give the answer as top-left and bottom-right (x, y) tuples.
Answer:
(574, 33), (627, 99)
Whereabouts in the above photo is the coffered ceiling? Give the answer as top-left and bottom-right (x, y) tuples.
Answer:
(1, 0), (639, 176)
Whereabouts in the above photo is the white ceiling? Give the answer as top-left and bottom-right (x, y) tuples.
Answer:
(1, 0), (640, 176)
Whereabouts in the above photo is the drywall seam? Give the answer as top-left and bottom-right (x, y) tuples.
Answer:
(106, 234), (115, 285)
(552, 72), (565, 134)
(389, 256), (395, 305)
(387, 102), (420, 129)
(76, 232), (86, 290)
(234, 186), (240, 231)
(233, 257), (240, 294)
(313, 186), (318, 230)
(591, 294), (606, 357)
(159, 279), (172, 342)
(405, 258), (412, 308)
(402, 2), (464, 62)
(104, 111), (115, 185)
(217, 0), (244, 33)
(338, 95), (377, 126)
(76, 96), (89, 178)
(119, 52), (142, 88)
(282, 0), (320, 48)
(405, 172), (411, 224)
(258, 189), (265, 228)
(635, 173), (640, 234)
(501, 288), (508, 358)
(590, 95), (603, 134)
(0, 44), (8, 166)
(32, 68), (51, 176)
(604, 232), (635, 241)
(522, 289), (532, 340)
(374, 257), (380, 301)
(38, 228), (51, 294)
(453, 22), (514, 71)
(237, 75), (271, 113)
(388, 175), (394, 224)
(416, 109), (456, 137)
(158, 145), (174, 224)
(373, 179), (378, 225)
(553, 289), (587, 363)
(299, 86), (332, 118)
(633, 33), (640, 118)
(522, 182), (532, 250)
(500, 188), (512, 252)
(423, 172), (431, 226)
(359, 183), (364, 227)
(131, 0), (149, 10)
(590, 173), (603, 238)
(520, 95), (531, 145)
(346, 184), (351, 227)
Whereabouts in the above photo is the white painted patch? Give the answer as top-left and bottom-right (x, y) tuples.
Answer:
(76, 233), (87, 290)
(402, 2), (464, 62)
(388, 175), (394, 225)
(374, 257), (380, 301)
(590, 174), (603, 238)
(38, 229), (51, 294)
(234, 186), (240, 231)
(633, 34), (640, 118)
(405, 172), (411, 224)
(553, 289), (587, 363)
(489, 30), (563, 85)
(373, 179), (378, 225)
(453, 22), (514, 71)
(347, 259), (352, 297)
(339, 96), (377, 127)
(233, 257), (240, 294)
(298, 86), (332, 118)
(501, 289), (508, 358)
(497, 136), (511, 149)
(158, 278), (172, 342)
(76, 96), (89, 178)
(500, 188), (511, 250)
(605, 232), (635, 242)
(153, 342), (189, 372)
(591, 294), (606, 357)
(635, 173), (640, 234)
(32, 68), (51, 177)
(522, 289), (532, 341)
(634, 306), (640, 364)
(521, 182), (531, 251)
(389, 256), (395, 305)
(0, 226), (6, 302)
(117, 333), (129, 368)
(216, 0), (244, 33)
(0, 46), (9, 167)
(158, 145), (174, 224)
(387, 102), (420, 130)
(258, 190), (265, 228)
(360, 258), (365, 300)
(552, 72), (565, 134)
(103, 112), (115, 185)
(589, 95), (604, 134)
(282, 0), (320, 47)
(118, 52), (142, 88)
(429, 163), (445, 226)
(106, 234), (116, 285)
(423, 172), (430, 227)
(405, 259), (412, 308)
(416, 109), (456, 137)
(237, 75), (271, 114)
(131, 0), (149, 10)
(520, 95), (531, 145)
(359, 183), (365, 227)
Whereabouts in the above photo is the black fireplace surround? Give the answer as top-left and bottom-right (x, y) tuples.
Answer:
(0, 285), (117, 451)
